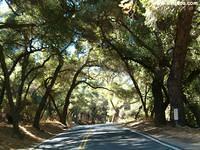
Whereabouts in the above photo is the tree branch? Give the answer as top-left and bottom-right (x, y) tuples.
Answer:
(5, 0), (20, 16)
(24, 54), (52, 80)
(0, 22), (36, 30)
(100, 26), (154, 72)
(118, 20), (158, 58)
(76, 80), (115, 93)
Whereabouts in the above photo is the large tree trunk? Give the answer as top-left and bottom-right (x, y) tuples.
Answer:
(167, 5), (195, 126)
(0, 83), (5, 107)
(16, 54), (29, 114)
(152, 76), (166, 125)
(61, 90), (71, 125)
(0, 47), (21, 136)
(33, 54), (63, 129)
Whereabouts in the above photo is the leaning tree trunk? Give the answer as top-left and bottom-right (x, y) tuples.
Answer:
(0, 47), (21, 136)
(167, 4), (195, 126)
(124, 60), (148, 118)
(16, 54), (29, 115)
(33, 54), (63, 129)
(49, 94), (62, 122)
(61, 63), (87, 125)
(61, 88), (72, 125)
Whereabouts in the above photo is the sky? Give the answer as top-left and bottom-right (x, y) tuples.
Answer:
(0, 0), (10, 15)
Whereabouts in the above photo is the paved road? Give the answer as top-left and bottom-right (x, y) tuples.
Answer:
(34, 124), (182, 150)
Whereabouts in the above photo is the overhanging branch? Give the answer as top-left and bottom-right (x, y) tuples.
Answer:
(76, 80), (115, 93)
(118, 20), (158, 58)
(0, 22), (36, 30)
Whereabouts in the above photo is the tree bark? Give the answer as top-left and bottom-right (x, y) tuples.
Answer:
(0, 83), (5, 107)
(61, 87), (73, 125)
(135, 105), (142, 120)
(152, 73), (166, 125)
(49, 94), (62, 122)
(101, 25), (151, 118)
(124, 60), (148, 118)
(167, 5), (195, 126)
(61, 63), (87, 125)
(0, 46), (21, 136)
(33, 53), (63, 129)
(16, 54), (29, 115)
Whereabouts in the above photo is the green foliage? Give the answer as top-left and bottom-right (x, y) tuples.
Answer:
(0, 0), (199, 127)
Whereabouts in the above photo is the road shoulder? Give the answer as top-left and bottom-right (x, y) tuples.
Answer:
(122, 120), (200, 150)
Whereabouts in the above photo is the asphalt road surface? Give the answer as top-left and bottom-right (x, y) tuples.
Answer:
(34, 124), (182, 150)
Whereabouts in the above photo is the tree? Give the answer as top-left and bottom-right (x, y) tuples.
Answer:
(167, 4), (196, 125)
(33, 50), (64, 129)
(0, 46), (21, 135)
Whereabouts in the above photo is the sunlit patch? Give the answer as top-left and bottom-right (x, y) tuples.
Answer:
(19, 125), (44, 141)
(45, 137), (70, 143)
(37, 144), (54, 149)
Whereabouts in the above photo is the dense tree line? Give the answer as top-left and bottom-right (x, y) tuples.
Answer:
(0, 0), (199, 137)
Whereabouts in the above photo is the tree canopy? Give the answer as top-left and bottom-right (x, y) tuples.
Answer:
(0, 0), (199, 136)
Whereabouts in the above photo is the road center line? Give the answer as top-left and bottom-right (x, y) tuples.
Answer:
(79, 129), (93, 150)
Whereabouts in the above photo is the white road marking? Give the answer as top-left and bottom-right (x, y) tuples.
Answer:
(122, 126), (182, 150)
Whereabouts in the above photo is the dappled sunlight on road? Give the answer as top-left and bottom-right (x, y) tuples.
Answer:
(33, 124), (181, 150)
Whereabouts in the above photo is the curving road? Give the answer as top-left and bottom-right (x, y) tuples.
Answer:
(34, 124), (182, 150)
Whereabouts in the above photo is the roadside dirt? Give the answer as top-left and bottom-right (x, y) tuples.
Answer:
(123, 120), (200, 150)
(0, 120), (65, 149)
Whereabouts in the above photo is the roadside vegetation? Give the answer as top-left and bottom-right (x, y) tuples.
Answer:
(0, 0), (199, 146)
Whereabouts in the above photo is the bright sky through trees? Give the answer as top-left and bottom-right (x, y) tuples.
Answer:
(0, 0), (10, 22)
(0, 0), (9, 14)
